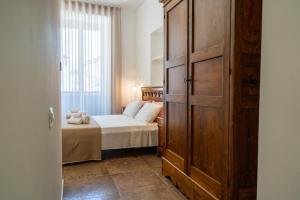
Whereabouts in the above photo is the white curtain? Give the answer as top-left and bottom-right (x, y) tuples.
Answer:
(61, 0), (122, 116)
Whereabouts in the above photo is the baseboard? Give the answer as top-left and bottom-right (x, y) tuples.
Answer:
(61, 179), (64, 200)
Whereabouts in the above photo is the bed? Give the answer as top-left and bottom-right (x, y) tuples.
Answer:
(93, 86), (163, 150)
(62, 86), (163, 164)
(93, 115), (158, 150)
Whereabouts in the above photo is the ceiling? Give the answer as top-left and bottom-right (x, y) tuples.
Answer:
(80, 0), (145, 9)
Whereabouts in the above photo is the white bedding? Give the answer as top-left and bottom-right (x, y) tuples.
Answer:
(92, 115), (158, 150)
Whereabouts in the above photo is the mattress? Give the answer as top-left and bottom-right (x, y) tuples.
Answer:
(92, 115), (158, 150)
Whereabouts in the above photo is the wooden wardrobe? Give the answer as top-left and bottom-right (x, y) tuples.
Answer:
(160, 0), (262, 199)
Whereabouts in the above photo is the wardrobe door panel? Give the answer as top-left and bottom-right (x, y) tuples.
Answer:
(168, 1), (186, 60)
(193, 0), (225, 52)
(193, 58), (224, 97)
(191, 107), (224, 177)
(164, 0), (188, 172)
(189, 61), (226, 199)
(188, 0), (230, 199)
(166, 102), (187, 169)
(168, 66), (186, 95)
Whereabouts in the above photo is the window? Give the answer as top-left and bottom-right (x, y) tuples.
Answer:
(61, 2), (112, 116)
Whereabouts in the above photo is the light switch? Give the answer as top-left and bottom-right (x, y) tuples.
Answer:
(49, 107), (55, 128)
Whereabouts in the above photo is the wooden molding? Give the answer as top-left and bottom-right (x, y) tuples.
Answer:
(159, 0), (172, 6)
(141, 86), (163, 102)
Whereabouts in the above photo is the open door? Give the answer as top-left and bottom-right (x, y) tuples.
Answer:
(0, 1), (62, 200)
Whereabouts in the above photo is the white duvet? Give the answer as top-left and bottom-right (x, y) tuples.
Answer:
(92, 115), (158, 150)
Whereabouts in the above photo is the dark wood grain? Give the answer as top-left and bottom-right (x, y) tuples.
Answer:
(163, 0), (188, 173)
(188, 0), (230, 199)
(161, 0), (262, 199)
(141, 87), (163, 102)
(157, 117), (165, 156)
(231, 0), (262, 199)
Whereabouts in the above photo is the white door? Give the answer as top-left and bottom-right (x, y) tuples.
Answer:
(0, 0), (62, 200)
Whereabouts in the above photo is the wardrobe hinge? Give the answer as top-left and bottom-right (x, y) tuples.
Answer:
(229, 68), (232, 75)
(59, 62), (62, 72)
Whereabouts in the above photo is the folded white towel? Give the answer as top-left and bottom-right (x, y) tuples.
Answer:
(67, 117), (83, 125)
(72, 112), (83, 118)
(82, 115), (90, 124)
(70, 108), (80, 113)
(66, 113), (72, 119)
(66, 112), (86, 119)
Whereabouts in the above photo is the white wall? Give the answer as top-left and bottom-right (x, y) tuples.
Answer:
(121, 8), (137, 105)
(136, 0), (163, 85)
(258, 0), (300, 199)
(0, 0), (62, 200)
(120, 0), (163, 104)
(151, 30), (164, 86)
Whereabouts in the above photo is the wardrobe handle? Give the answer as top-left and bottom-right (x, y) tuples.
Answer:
(184, 77), (193, 84)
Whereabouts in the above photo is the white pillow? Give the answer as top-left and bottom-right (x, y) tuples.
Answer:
(135, 103), (162, 123)
(123, 101), (143, 118)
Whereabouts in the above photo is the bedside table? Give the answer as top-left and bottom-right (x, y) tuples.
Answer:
(157, 117), (165, 156)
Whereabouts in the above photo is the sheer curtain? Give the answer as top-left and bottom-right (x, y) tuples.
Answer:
(61, 0), (122, 116)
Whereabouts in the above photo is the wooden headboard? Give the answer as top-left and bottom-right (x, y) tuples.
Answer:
(141, 86), (163, 102)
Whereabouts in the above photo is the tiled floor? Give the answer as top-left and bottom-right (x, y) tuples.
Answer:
(63, 153), (188, 200)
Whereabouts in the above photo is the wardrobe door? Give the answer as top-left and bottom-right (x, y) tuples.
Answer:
(188, 0), (230, 199)
(163, 0), (188, 172)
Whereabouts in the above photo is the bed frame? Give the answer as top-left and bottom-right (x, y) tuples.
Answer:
(141, 86), (163, 102)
